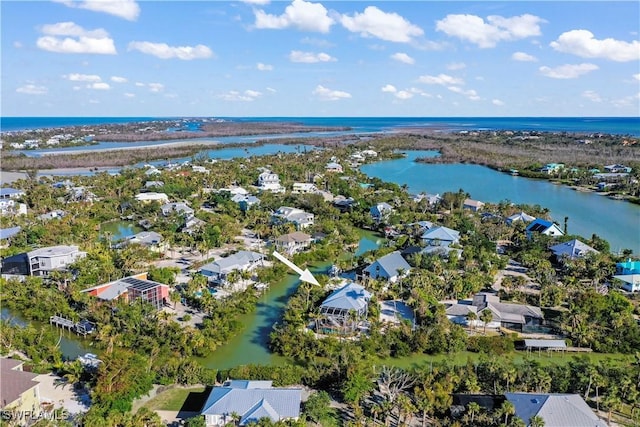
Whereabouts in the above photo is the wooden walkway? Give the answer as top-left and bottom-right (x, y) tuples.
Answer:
(49, 315), (95, 336)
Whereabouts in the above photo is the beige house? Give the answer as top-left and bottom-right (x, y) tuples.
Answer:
(0, 358), (41, 415)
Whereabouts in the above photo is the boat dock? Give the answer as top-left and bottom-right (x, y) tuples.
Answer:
(49, 315), (96, 337)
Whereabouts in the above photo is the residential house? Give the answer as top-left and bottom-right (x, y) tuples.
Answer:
(333, 196), (357, 213)
(192, 165), (209, 174)
(444, 292), (543, 332)
(361, 149), (378, 158)
(0, 227), (21, 244)
(235, 195), (261, 211)
(525, 219), (564, 239)
(549, 239), (598, 261)
(200, 380), (302, 426)
(370, 202), (394, 223)
(1, 245), (86, 277)
(125, 231), (165, 252)
(420, 245), (463, 259)
(505, 393), (606, 427)
(463, 198), (485, 212)
(422, 226), (461, 247)
(292, 182), (318, 194)
(274, 232), (312, 255)
(199, 251), (265, 285)
(325, 162), (343, 173)
(257, 170), (284, 193)
(318, 282), (372, 334)
(604, 164), (632, 173)
(0, 199), (27, 216)
(0, 188), (25, 200)
(144, 181), (164, 189)
(613, 259), (640, 292)
(413, 193), (441, 207)
(379, 300), (415, 328)
(181, 216), (206, 234)
(363, 251), (411, 283)
(161, 202), (194, 218)
(0, 358), (40, 414)
(135, 192), (169, 204)
(593, 172), (629, 182)
(37, 210), (66, 221)
(82, 273), (170, 310)
(506, 212), (536, 225)
(271, 206), (314, 229)
(540, 163), (564, 174)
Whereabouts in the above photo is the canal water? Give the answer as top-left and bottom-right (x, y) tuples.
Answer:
(99, 220), (142, 241)
(197, 230), (383, 369)
(361, 151), (640, 254)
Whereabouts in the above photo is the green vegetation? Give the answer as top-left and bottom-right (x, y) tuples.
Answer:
(141, 386), (206, 411)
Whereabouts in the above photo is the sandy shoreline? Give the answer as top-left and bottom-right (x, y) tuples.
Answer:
(34, 138), (221, 156)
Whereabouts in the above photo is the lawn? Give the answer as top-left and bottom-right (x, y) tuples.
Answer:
(142, 386), (208, 411)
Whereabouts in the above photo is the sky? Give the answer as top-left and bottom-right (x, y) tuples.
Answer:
(1, 0), (639, 117)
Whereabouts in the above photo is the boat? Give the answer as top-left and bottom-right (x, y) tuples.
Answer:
(509, 169), (519, 176)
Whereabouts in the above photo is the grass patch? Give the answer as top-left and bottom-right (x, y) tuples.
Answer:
(142, 386), (207, 411)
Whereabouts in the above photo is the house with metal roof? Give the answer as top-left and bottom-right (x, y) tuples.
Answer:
(463, 198), (485, 212)
(506, 211), (536, 225)
(363, 251), (411, 283)
(421, 226), (461, 247)
(549, 239), (598, 261)
(82, 273), (169, 310)
(318, 282), (372, 335)
(369, 202), (394, 223)
(0, 188), (25, 200)
(1, 245), (86, 277)
(161, 202), (194, 218)
(274, 231), (312, 255)
(0, 358), (40, 413)
(525, 219), (564, 239)
(505, 393), (606, 426)
(199, 251), (265, 285)
(271, 206), (314, 229)
(613, 260), (640, 292)
(0, 226), (21, 242)
(200, 380), (302, 426)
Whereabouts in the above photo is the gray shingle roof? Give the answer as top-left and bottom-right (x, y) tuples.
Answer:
(0, 358), (39, 407)
(505, 393), (606, 426)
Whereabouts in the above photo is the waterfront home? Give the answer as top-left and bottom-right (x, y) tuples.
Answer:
(412, 193), (441, 206)
(124, 231), (165, 252)
(200, 380), (302, 426)
(525, 219), (564, 239)
(421, 226), (461, 247)
(593, 172), (629, 182)
(506, 211), (536, 225)
(0, 358), (40, 414)
(0, 188), (25, 200)
(463, 198), (485, 212)
(274, 231), (312, 255)
(257, 170), (284, 193)
(292, 182), (318, 194)
(505, 393), (606, 427)
(1, 245), (86, 277)
(613, 259), (640, 292)
(192, 165), (209, 174)
(549, 239), (598, 261)
(144, 180), (164, 189)
(361, 149), (378, 158)
(318, 282), (372, 334)
(363, 251), (411, 283)
(325, 162), (343, 173)
(82, 273), (169, 310)
(540, 163), (564, 174)
(333, 196), (357, 213)
(604, 164), (632, 173)
(135, 192), (169, 203)
(199, 251), (265, 285)
(444, 292), (543, 332)
(161, 202), (194, 218)
(370, 202), (394, 223)
(271, 206), (314, 229)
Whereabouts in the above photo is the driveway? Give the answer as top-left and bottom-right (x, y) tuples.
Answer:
(35, 373), (90, 415)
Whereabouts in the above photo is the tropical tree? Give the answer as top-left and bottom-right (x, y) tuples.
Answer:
(529, 415), (545, 427)
(480, 310), (493, 334)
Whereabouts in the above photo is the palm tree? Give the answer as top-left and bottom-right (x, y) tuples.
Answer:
(529, 415), (545, 427)
(467, 402), (481, 424)
(500, 401), (516, 425)
(466, 311), (478, 330)
(480, 309), (493, 334)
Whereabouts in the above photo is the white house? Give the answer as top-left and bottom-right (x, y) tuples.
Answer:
(271, 206), (314, 229)
(525, 219), (564, 239)
(135, 192), (169, 203)
(161, 202), (194, 218)
(292, 183), (318, 194)
(199, 251), (265, 285)
(1, 245), (86, 277)
(257, 171), (284, 193)
(274, 232), (312, 255)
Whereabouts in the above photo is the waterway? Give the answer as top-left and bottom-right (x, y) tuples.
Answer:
(99, 220), (141, 241)
(361, 151), (640, 254)
(198, 229), (383, 370)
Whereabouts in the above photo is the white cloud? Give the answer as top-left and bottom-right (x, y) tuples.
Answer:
(257, 62), (273, 71)
(492, 99), (505, 106)
(16, 84), (48, 95)
(148, 83), (164, 92)
(550, 30), (640, 62)
(88, 82), (110, 90)
(53, 0), (140, 21)
(391, 52), (414, 65)
(539, 63), (598, 79)
(135, 82), (145, 87)
(582, 90), (602, 102)
(395, 90), (413, 100)
(512, 51), (538, 62)
(312, 85), (351, 101)
(289, 50), (336, 63)
(37, 22), (116, 54)
(381, 84), (397, 93)
(446, 62), (466, 70)
(266, 87), (276, 93)
(448, 86), (480, 101)
(254, 0), (334, 33)
(418, 73), (464, 86)
(128, 41), (213, 60)
(436, 13), (544, 48)
(111, 76), (128, 83)
(124, 92), (135, 98)
(64, 73), (101, 82)
(340, 6), (423, 43)
(13, 41), (23, 49)
(218, 89), (263, 101)
(634, 73), (640, 81)
(241, 0), (270, 4)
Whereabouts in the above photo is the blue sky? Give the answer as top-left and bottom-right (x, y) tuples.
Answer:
(2, 0), (639, 117)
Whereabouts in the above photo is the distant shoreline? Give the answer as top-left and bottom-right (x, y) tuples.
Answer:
(34, 138), (221, 156)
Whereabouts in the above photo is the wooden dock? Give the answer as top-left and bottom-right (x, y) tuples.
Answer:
(49, 315), (95, 337)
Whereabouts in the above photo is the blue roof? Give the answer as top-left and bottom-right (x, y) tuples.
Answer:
(364, 251), (411, 279)
(201, 381), (301, 425)
(321, 282), (372, 311)
(0, 227), (21, 240)
(0, 188), (24, 197)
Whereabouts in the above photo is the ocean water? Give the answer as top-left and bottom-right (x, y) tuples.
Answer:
(2, 116), (639, 136)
